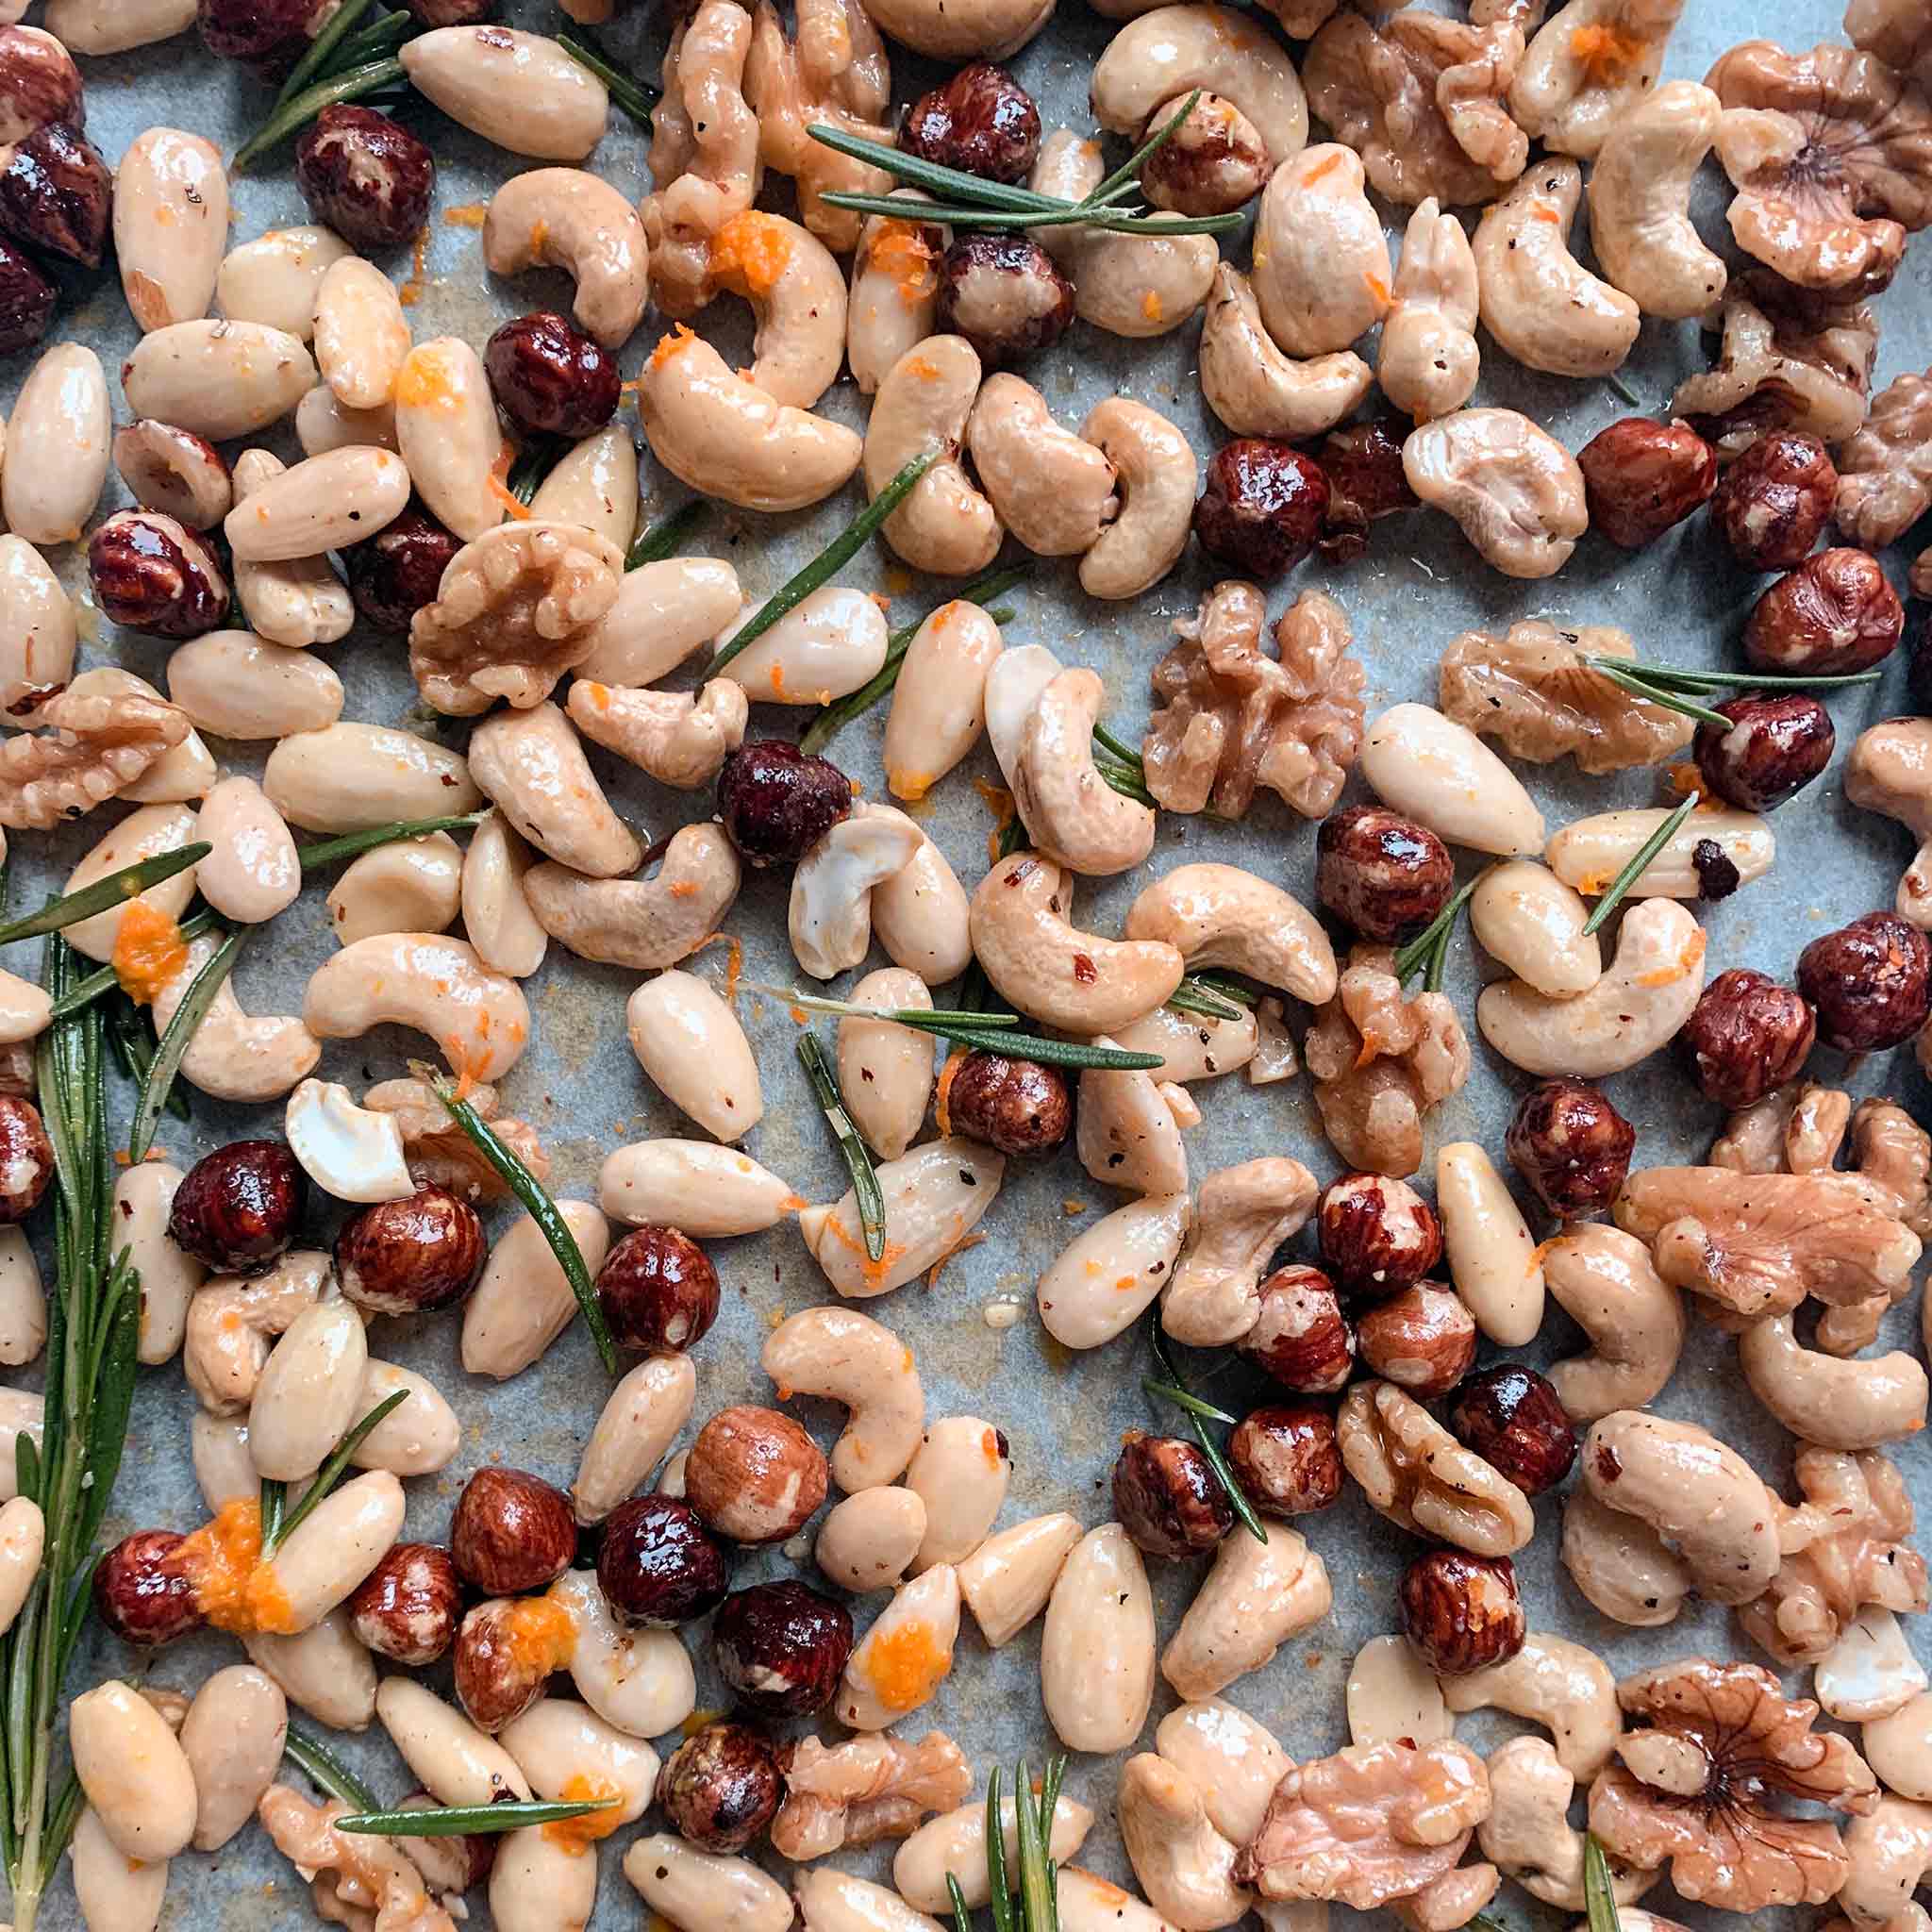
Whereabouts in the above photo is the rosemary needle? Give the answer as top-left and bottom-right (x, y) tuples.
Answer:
(0, 844), (210, 949)
(797, 1033), (887, 1262)
(557, 31), (658, 131)
(1580, 793), (1701, 936)
(129, 929), (245, 1163)
(337, 1797), (617, 1837)
(1144, 1313), (1268, 1544)
(263, 1390), (408, 1554)
(284, 1728), (380, 1814)
(296, 814), (486, 873)
(1583, 1832), (1624, 1932)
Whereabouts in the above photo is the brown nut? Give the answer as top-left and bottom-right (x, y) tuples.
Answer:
(715, 740), (853, 870)
(344, 506), (461, 634)
(711, 1580), (854, 1718)
(0, 1094), (52, 1224)
(942, 1050), (1073, 1158)
(1743, 546), (1905, 675)
(1797, 910), (1932, 1052)
(335, 1184), (486, 1316)
(1680, 968), (1818, 1108)
(346, 1541), (462, 1665)
(1575, 417), (1718, 550)
(293, 105), (435, 255)
(1240, 1265), (1357, 1393)
(197, 0), (320, 71)
(1692, 693), (1835, 811)
(483, 310), (622, 441)
(404, 0), (494, 20)
(594, 1224), (720, 1356)
(1315, 804), (1454, 943)
(450, 1467), (576, 1596)
(685, 1406), (828, 1545)
(657, 1723), (781, 1854)
(167, 1139), (306, 1274)
(1356, 1285), (1476, 1400)
(1195, 439), (1330, 581)
(899, 62), (1041, 184)
(0, 26), (84, 147)
(595, 1494), (732, 1627)
(453, 1595), (577, 1733)
(1503, 1080), (1634, 1219)
(0, 238), (55, 358)
(1112, 1430), (1235, 1557)
(1317, 420), (1417, 563)
(1318, 1172), (1442, 1298)
(1227, 1403), (1343, 1518)
(1141, 92), (1270, 217)
(1397, 1548), (1525, 1676)
(1445, 1365), (1576, 1498)
(87, 510), (230, 640)
(0, 123), (111, 270)
(93, 1530), (204, 1648)
(114, 421), (232, 533)
(936, 234), (1074, 367)
(1710, 430), (1838, 571)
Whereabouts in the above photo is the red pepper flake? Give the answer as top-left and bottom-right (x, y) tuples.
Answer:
(1072, 954), (1097, 985)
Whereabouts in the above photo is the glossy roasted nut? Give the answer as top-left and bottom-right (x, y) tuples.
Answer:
(1112, 1432), (1234, 1558)
(594, 1224), (720, 1356)
(715, 740), (853, 870)
(0, 1096), (52, 1224)
(1503, 1080), (1634, 1219)
(0, 27), (84, 146)
(404, 0), (494, 19)
(453, 1596), (571, 1732)
(1318, 1172), (1441, 1299)
(293, 105), (435, 255)
(93, 1530), (203, 1647)
(1692, 693), (1834, 811)
(0, 238), (54, 357)
(483, 310), (621, 440)
(712, 1579), (854, 1717)
(1194, 439), (1330, 581)
(336, 1184), (486, 1315)
(900, 62), (1041, 183)
(345, 1541), (462, 1664)
(1356, 1285), (1475, 1400)
(167, 1139), (306, 1274)
(87, 510), (229, 640)
(1317, 420), (1417, 563)
(1693, 839), (1741, 901)
(1680, 968), (1818, 1109)
(1797, 910), (1932, 1052)
(1575, 417), (1717, 550)
(657, 1723), (781, 1855)
(685, 1406), (829, 1545)
(943, 1051), (1072, 1157)
(198, 0), (317, 69)
(595, 1494), (731, 1626)
(1446, 1365), (1575, 1498)
(1397, 1548), (1524, 1676)
(450, 1466), (576, 1596)
(0, 123), (112, 269)
(1141, 92), (1271, 217)
(1316, 805), (1454, 943)
(343, 506), (461, 633)
(114, 421), (232, 532)
(1227, 1404), (1342, 1518)
(1241, 1266), (1356, 1393)
(936, 234), (1074, 366)
(1743, 547), (1905, 675)
(1710, 430), (1837, 571)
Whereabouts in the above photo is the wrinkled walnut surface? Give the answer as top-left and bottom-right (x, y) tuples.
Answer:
(362, 1076), (551, 1205)
(0, 688), (190, 830)
(773, 1732), (971, 1859)
(1835, 365), (1932, 546)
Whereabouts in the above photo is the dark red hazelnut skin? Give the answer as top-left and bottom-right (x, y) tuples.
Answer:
(1692, 694), (1834, 811)
(935, 233), (1073, 366)
(198, 0), (318, 69)
(595, 1495), (732, 1627)
(712, 1579), (854, 1717)
(93, 1530), (204, 1647)
(335, 1185), (486, 1316)
(1744, 548), (1905, 675)
(595, 1225), (720, 1355)
(0, 124), (112, 270)
(1195, 440), (1330, 580)
(1398, 1549), (1526, 1675)
(167, 1139), (306, 1274)
(1317, 421), (1418, 562)
(1710, 431), (1838, 571)
(1447, 1365), (1577, 1497)
(88, 511), (230, 640)
(0, 239), (55, 357)
(450, 1468), (576, 1597)
(293, 106), (435, 255)
(943, 1051), (1073, 1157)
(1504, 1081), (1635, 1219)
(404, 0), (495, 21)
(1317, 1173), (1441, 1298)
(344, 507), (460, 632)
(484, 311), (621, 440)
(1227, 1405), (1343, 1517)
(1112, 1432), (1234, 1557)
(900, 63), (1041, 183)
(0, 1094), (52, 1224)
(1577, 418), (1718, 549)
(1680, 969), (1817, 1108)
(346, 1541), (462, 1665)
(658, 1724), (781, 1854)
(1797, 911), (1932, 1052)
(1316, 805), (1454, 942)
(1241, 1266), (1356, 1393)
(715, 740), (853, 869)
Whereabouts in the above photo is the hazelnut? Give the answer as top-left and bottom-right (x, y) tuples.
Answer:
(0, 1094), (52, 1224)
(1710, 430), (1837, 570)
(453, 1596), (573, 1732)
(1141, 92), (1270, 216)
(1194, 439), (1330, 581)
(1744, 547), (1905, 675)
(1909, 608), (1932, 715)
(1691, 693), (1834, 812)
(1446, 1365), (1576, 1497)
(715, 740), (853, 870)
(1680, 968), (1817, 1108)
(92, 1530), (203, 1647)
(167, 1139), (305, 1274)
(114, 421), (232, 533)
(943, 1050), (1073, 1157)
(1575, 418), (1717, 549)
(344, 506), (460, 633)
(450, 1467), (576, 1596)
(0, 123), (111, 269)
(1356, 1285), (1476, 1400)
(1240, 1265), (1356, 1393)
(197, 0), (320, 71)
(935, 234), (1074, 366)
(1227, 1404), (1342, 1517)
(0, 26), (84, 147)
(595, 1495), (731, 1627)
(595, 1224), (720, 1356)
(657, 1723), (781, 1855)
(293, 105), (435, 254)
(712, 1579), (854, 1717)
(1797, 910), (1932, 1052)
(1504, 1080), (1634, 1219)
(346, 1541), (462, 1664)
(1397, 1549), (1525, 1676)
(685, 1406), (828, 1545)
(1317, 1172), (1441, 1298)
(1111, 1431), (1235, 1558)
(87, 510), (229, 640)
(484, 310), (621, 441)
(1315, 805), (1454, 942)
(0, 239), (55, 357)
(1316, 420), (1417, 563)
(404, 0), (494, 19)
(899, 62), (1041, 183)
(336, 1184), (486, 1315)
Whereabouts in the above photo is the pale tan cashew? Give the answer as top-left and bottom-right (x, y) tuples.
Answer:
(1079, 398), (1197, 601)
(1561, 1484), (1687, 1630)
(1041, 1524), (1156, 1752)
(467, 700), (639, 878)
(817, 1488), (927, 1594)
(855, 0), (1053, 58)
(1436, 1142), (1542, 1346)
(571, 555), (742, 687)
(526, 824), (741, 972)
(1162, 1520), (1332, 1701)
(243, 1611), (377, 1732)
(966, 374), (1118, 556)
(1815, 1607), (1928, 1723)
(459, 809), (546, 980)
(791, 804), (923, 979)
(60, 801), (199, 962)
(183, 1251), (329, 1414)
(1251, 144), (1392, 358)
(1114, 1005), (1257, 1083)
(626, 968), (762, 1142)
(298, 384), (395, 458)
(905, 1415), (1008, 1572)
(325, 833), (461, 946)
(304, 933), (530, 1082)
(1476, 898), (1707, 1078)
(882, 601), (1000, 802)
(1403, 408), (1589, 578)
(625, 1834), (792, 1932)
(566, 679), (745, 791)
(70, 1682), (197, 1861)
(545, 1570), (697, 1738)
(311, 258), (410, 414)
(156, 933), (322, 1104)
(862, 337), (1000, 578)
(1340, 1380), (1535, 1553)
(376, 1677), (531, 1807)
(838, 969), (936, 1163)
(1440, 1632), (1621, 1780)
(263, 723), (480, 835)
(1124, 862), (1338, 1004)
(954, 1511), (1077, 1647)
(1538, 1223), (1683, 1421)
(394, 338), (509, 542)
(1380, 201), (1481, 424)
(1547, 805), (1774, 899)
(1847, 718), (1932, 930)
(463, 1199), (610, 1381)
(218, 225), (350, 341)
(1077, 1045), (1190, 1197)
(705, 209), (847, 408)
(1159, 1701), (1293, 1849)
(1163, 1158), (1318, 1344)
(114, 127), (227, 334)
(1473, 160), (1640, 376)
(1469, 859), (1600, 997)
(600, 1138), (793, 1237)
(1838, 1796), (1932, 1932)
(225, 446), (353, 648)
(849, 207), (947, 396)
(166, 631), (343, 742)
(121, 321), (319, 444)
(764, 1304), (924, 1489)
(1091, 4), (1306, 163)
(972, 851), (1183, 1031)
(4, 342), (108, 545)
(837, 1563), (962, 1730)
(1200, 263), (1373, 440)
(1391, 1867), (1500, 1932)
(1014, 668), (1157, 875)
(1038, 1192), (1191, 1348)
(45, 0), (194, 52)
(1360, 704), (1544, 856)
(0, 538), (74, 723)
(400, 26), (608, 159)
(61, 667), (213, 808)
(802, 1137), (1005, 1298)
(638, 327), (861, 512)
(1348, 1636), (1455, 1749)
(1587, 81), (1726, 319)
(1478, 1737), (1653, 1911)
(872, 811), (972, 986)
(286, 1080), (412, 1208)
(1118, 1755), (1253, 1932)
(1738, 1313), (1927, 1449)
(897, 1794), (1092, 1913)
(1509, 0), (1686, 158)
(482, 168), (647, 351)
(524, 425), (639, 550)
(573, 1353), (696, 1523)
(1865, 1690), (1932, 1800)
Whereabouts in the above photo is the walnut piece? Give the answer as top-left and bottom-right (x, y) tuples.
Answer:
(772, 1732), (971, 1860)
(1438, 621), (1694, 773)
(1709, 1078), (1850, 1177)
(1142, 580), (1366, 821)
(1708, 40), (1932, 295)
(408, 521), (625, 717)
(362, 1076), (550, 1205)
(1235, 1739), (1492, 1910)
(1305, 944), (1470, 1178)
(1303, 11), (1529, 208)
(1846, 0), (1932, 87)
(1836, 366), (1932, 546)
(0, 688), (191, 831)
(258, 1786), (458, 1932)
(1588, 1657), (1877, 1911)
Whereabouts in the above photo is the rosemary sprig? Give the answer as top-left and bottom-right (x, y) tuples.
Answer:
(263, 1390), (408, 1555)
(106, 996), (190, 1123)
(710, 453), (939, 677)
(797, 1033), (887, 1263)
(1604, 371), (1642, 409)
(328, 12), (414, 71)
(1583, 1833), (1623, 1932)
(822, 191), (1239, 234)
(258, 1478), (287, 1549)
(129, 929), (246, 1162)
(1587, 658), (1731, 731)
(232, 58), (407, 171)
(1589, 660), (1884, 692)
(339, 1796), (618, 1837)
(285, 1727), (379, 1814)
(557, 30), (658, 131)
(0, 844), (209, 949)
(625, 500), (706, 571)
(1393, 876), (1479, 991)
(296, 812), (485, 873)
(1580, 794), (1700, 936)
(1144, 1312), (1267, 1544)
(1166, 975), (1248, 1024)
(47, 912), (219, 1021)
(275, 0), (380, 107)
(508, 436), (568, 506)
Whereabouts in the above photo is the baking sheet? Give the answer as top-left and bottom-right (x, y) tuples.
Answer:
(15, 0), (1932, 1924)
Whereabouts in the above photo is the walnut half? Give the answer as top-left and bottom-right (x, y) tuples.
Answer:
(0, 688), (191, 831)
(771, 1732), (971, 1860)
(1835, 364), (1932, 547)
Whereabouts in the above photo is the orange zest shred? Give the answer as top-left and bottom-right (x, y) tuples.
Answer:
(1531, 206), (1563, 225)
(111, 902), (188, 1008)
(925, 1229), (986, 1294)
(544, 1772), (625, 1853)
(861, 1618), (953, 1714)
(708, 210), (795, 297)
(688, 930), (744, 1002)
(176, 1499), (297, 1637)
(1304, 150), (1345, 185)
(648, 325), (697, 371)
(1363, 271), (1391, 308)
(1637, 931), (1707, 987)
(934, 1048), (966, 1138)
(901, 354), (940, 382)
(442, 202), (489, 228)
(974, 779), (1017, 864)
(1570, 20), (1645, 81)
(1141, 290), (1163, 324)
(815, 1208), (910, 1288)
(398, 226), (429, 306)
(869, 221), (941, 304)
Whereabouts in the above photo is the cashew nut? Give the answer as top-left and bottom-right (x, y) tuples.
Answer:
(1587, 80), (1727, 319)
(1738, 1312), (1927, 1449)
(1201, 264), (1374, 440)
(1508, 0), (1684, 159)
(1092, 6), (1307, 163)
(707, 209), (848, 408)
(1847, 718), (1932, 930)
(1838, 1796), (1932, 1932)
(1403, 408), (1589, 578)
(872, 811), (973, 985)
(1113, 1004), (1258, 1083)
(575, 556), (744, 688)
(626, 968), (763, 1141)
(958, 1512), (1081, 1647)
(1127, 864), (1337, 1008)
(183, 1251), (329, 1415)
(1439, 1631), (1621, 1780)
(801, 1138), (1004, 1299)
(816, 1487), (928, 1594)
(527, 824), (741, 973)
(1078, 398), (1197, 600)
(1014, 668), (1157, 875)
(791, 803), (923, 978)
(1251, 144), (1391, 358)
(568, 679), (744, 793)
(1816, 1608), (1928, 1723)
(1436, 1142), (1543, 1346)
(882, 601), (1000, 801)
(839, 969), (937, 1162)
(1037, 1192), (1191, 1349)
(1469, 859), (1601, 997)
(600, 1139), (795, 1237)
(1118, 1754), (1253, 1932)
(763, 1305), (924, 1489)
(1158, 1700), (1292, 1846)
(1560, 1486), (1691, 1628)
(967, 374), (1118, 556)
(1478, 1736), (1653, 1911)
(1041, 1524), (1156, 1753)
(1538, 1224), (1684, 1421)
(394, 338), (510, 542)
(483, 168), (648, 350)
(1163, 1158), (1317, 1344)
(262, 723), (481, 834)
(467, 700), (640, 879)
(717, 583), (890, 706)
(838, 1562), (962, 1730)
(285, 1079), (414, 1206)
(865, 335), (1002, 579)
(1360, 705), (1545, 856)
(1380, 201), (1481, 423)
(304, 933), (531, 1081)
(156, 933), (322, 1103)
(574, 1354), (697, 1524)
(1864, 1690), (1932, 1800)
(1347, 1635), (1454, 1749)
(897, 1793), (1093, 1913)
(1161, 1520), (1332, 1701)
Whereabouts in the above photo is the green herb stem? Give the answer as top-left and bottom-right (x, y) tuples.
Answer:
(625, 500), (706, 570)
(285, 1727), (381, 1814)
(328, 12), (415, 71)
(985, 1767), (1014, 1932)
(1587, 658), (1732, 731)
(232, 58), (407, 171)
(258, 1479), (286, 1548)
(1580, 793), (1701, 936)
(557, 31), (658, 130)
(0, 845), (209, 950)
(1583, 1833), (1624, 1932)
(797, 1034), (888, 1263)
(1588, 659), (1882, 692)
(948, 1872), (976, 1932)
(263, 1391), (408, 1556)
(1393, 876), (1479, 991)
(1141, 1378), (1238, 1426)
(1166, 976), (1247, 1024)
(338, 1797), (617, 1837)
(759, 987), (1159, 1070)
(818, 191), (1241, 235)
(1090, 91), (1206, 201)
(1091, 722), (1144, 774)
(808, 124), (1065, 212)
(47, 912), (219, 1022)
(507, 435), (567, 506)
(129, 930), (245, 1163)
(275, 0), (380, 107)
(1145, 1313), (1268, 1544)
(296, 813), (485, 873)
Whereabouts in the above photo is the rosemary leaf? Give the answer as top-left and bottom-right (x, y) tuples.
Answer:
(763, 986), (1157, 1068)
(1087, 89), (1204, 203)
(797, 1034), (887, 1263)
(339, 1797), (617, 1837)
(297, 813), (485, 873)
(557, 30), (658, 131)
(760, 985), (1017, 1028)
(327, 12), (414, 71)
(1580, 793), (1701, 937)
(275, 0), (380, 107)
(1145, 1313), (1267, 1544)
(259, 1479), (286, 1548)
(1090, 722), (1144, 774)
(285, 1729), (381, 1815)
(1604, 370), (1642, 409)
(1165, 977), (1247, 1024)
(948, 1872), (976, 1932)
(1141, 1377), (1239, 1427)
(1583, 655), (1882, 693)
(232, 58), (407, 171)
(0, 844), (210, 950)
(1583, 1833), (1624, 1932)
(808, 124), (1065, 213)
(625, 499), (706, 570)
(264, 1389), (408, 1555)
(818, 190), (1241, 235)
(129, 930), (245, 1162)
(985, 1766), (1015, 1932)
(1393, 876), (1478, 989)
(1014, 1757), (1058, 1932)
(1587, 658), (1732, 731)
(1092, 758), (1155, 808)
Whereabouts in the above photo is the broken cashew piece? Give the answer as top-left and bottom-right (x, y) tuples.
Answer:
(1162, 1158), (1317, 1345)
(1737, 1313), (1928, 1450)
(1014, 668), (1157, 875)
(1162, 1521), (1332, 1702)
(1440, 1630), (1622, 1780)
(1560, 1487), (1691, 1629)
(1846, 717), (1932, 931)
(1539, 1223), (1684, 1421)
(1469, 859), (1601, 998)
(1478, 1736), (1653, 1911)
(708, 210), (848, 409)
(303, 933), (530, 1082)
(1586, 80), (1727, 320)
(1117, 1753), (1253, 1932)
(566, 679), (747, 791)
(284, 1080), (414, 1206)
(156, 935), (321, 1104)
(525, 824), (741, 973)
(763, 1305), (924, 1490)
(1201, 264), (1374, 440)
(790, 804), (923, 980)
(966, 375), (1118, 557)
(1380, 200), (1481, 424)
(1124, 862), (1337, 1005)
(1078, 1047), (1191, 1199)
(482, 168), (648, 350)
(1403, 408), (1589, 579)
(1348, 1634), (1454, 1749)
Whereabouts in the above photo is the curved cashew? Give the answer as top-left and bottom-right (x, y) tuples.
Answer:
(1014, 669), (1157, 875)
(1538, 1224), (1684, 1421)
(1118, 1755), (1252, 1932)
(1846, 718), (1932, 931)
(801, 1138), (1004, 1298)
(1158, 1701), (1292, 1846)
(1252, 144), (1391, 358)
(1201, 264), (1374, 440)
(1479, 1737), (1652, 1911)
(1402, 407), (1589, 578)
(1381, 200), (1481, 423)
(764, 1305), (924, 1488)
(1476, 898), (1707, 1077)
(1038, 1194), (1191, 1349)
(790, 804), (923, 980)
(1163, 1158), (1317, 1345)
(303, 933), (531, 1081)
(1864, 1690), (1932, 1800)
(1124, 863), (1337, 1005)
(325, 833), (463, 948)
(1586, 80), (1726, 320)
(707, 210), (847, 409)
(482, 168), (648, 350)
(285, 1079), (414, 1206)
(967, 375), (1118, 556)
(566, 678), (747, 790)
(865, 335), (1001, 578)
(1839, 1796), (1932, 1932)
(1162, 1520), (1331, 1702)
(870, 810), (973, 986)
(156, 935), (321, 1104)
(1439, 1631), (1621, 1780)
(1508, 0), (1683, 159)
(1091, 5), (1307, 163)
(626, 968), (762, 1141)
(525, 824), (742, 971)
(467, 701), (640, 880)
(1738, 1313), (1927, 1449)
(184, 1251), (332, 1415)
(1077, 1047), (1190, 1198)
(1559, 1487), (1691, 1628)
(1079, 399), (1196, 601)
(1359, 705), (1544, 856)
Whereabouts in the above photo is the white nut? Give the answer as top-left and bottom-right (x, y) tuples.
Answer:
(1060, 1869), (1197, 1932)
(625, 1834), (793, 1932)
(526, 823), (741, 971)
(897, 1792), (1092, 1912)
(1439, 1629), (1621, 1780)
(1079, 397), (1196, 600)
(1038, 1192), (1191, 1349)
(985, 641), (1062, 789)
(872, 813), (973, 985)
(718, 582), (890, 708)
(114, 128), (227, 333)
(839, 969), (936, 1162)
(499, 1697), (660, 1824)
(1041, 1523), (1156, 1753)
(249, 1297), (370, 1482)
(527, 425), (641, 551)
(763, 1304), (924, 1489)
(1112, 1004), (1258, 1084)
(707, 209), (848, 408)
(1201, 263), (1374, 440)
(1840, 1796), (1932, 1932)
(376, 1676), (531, 1807)
(1436, 1141), (1543, 1346)
(817, 1488), (928, 1594)
(1360, 704), (1544, 855)
(70, 1681), (198, 1860)
(157, 932), (322, 1103)
(797, 1870), (946, 1932)
(179, 1665), (288, 1853)
(1078, 1045), (1190, 1199)
(195, 775), (300, 925)
(1125, 863), (1337, 1004)
(1158, 1699), (1292, 1844)
(882, 600), (1000, 801)
(43, 0), (194, 54)
(484, 168), (648, 348)
(837, 1563), (961, 1730)
(5, 342), (108, 545)
(967, 374), (1117, 555)
(575, 556), (743, 688)
(165, 631), (343, 741)
(800, 1137), (1004, 1298)
(1586, 80), (1726, 319)
(243, 1610), (377, 1732)
(459, 809), (547, 979)
(1091, 4), (1306, 162)
(1469, 859), (1600, 997)
(1015, 667), (1156, 876)
(1546, 804), (1774, 899)
(1738, 1312), (1927, 1449)
(184, 1250), (330, 1415)
(295, 383), (397, 457)
(1402, 408), (1589, 579)
(865, 335), (1001, 579)
(1252, 144), (1391, 358)
(790, 803), (922, 977)
(0, 974), (45, 1054)
(263, 722), (481, 833)
(600, 1139), (795, 1237)
(1347, 1635), (1454, 1749)
(491, 1824), (598, 1932)
(192, 1413), (253, 1513)
(848, 206), (948, 397)
(1864, 1690), (1932, 1799)
(56, 802), (199, 961)
(303, 933), (531, 1081)
(0, 535), (75, 721)
(1163, 1158), (1317, 1344)
(225, 444), (410, 563)
(548, 1569), (697, 1738)
(463, 1199), (610, 1382)
(326, 833), (463, 947)
(1478, 1735), (1651, 1912)
(1117, 1752), (1253, 1931)
(904, 1415), (1008, 1572)
(625, 968), (762, 1142)
(466, 701), (640, 877)
(573, 1353), (696, 1524)
(349, 1359), (458, 1476)
(1817, 1608), (1929, 1723)
(1380, 200), (1481, 423)
(1509, 0), (1684, 159)
(0, 1228), (43, 1366)
(1161, 1521), (1331, 1701)
(312, 257), (411, 411)
(217, 225), (351, 341)
(401, 26), (609, 159)
(121, 321), (319, 443)
(394, 337), (509, 541)
(0, 1493), (42, 1639)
